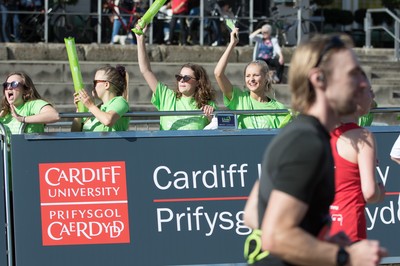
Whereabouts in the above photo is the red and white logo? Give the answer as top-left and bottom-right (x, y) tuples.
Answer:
(39, 161), (130, 246)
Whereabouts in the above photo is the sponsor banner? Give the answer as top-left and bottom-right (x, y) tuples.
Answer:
(9, 129), (400, 265)
(39, 161), (130, 246)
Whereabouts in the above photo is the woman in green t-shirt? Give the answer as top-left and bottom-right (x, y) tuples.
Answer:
(214, 27), (289, 129)
(0, 72), (60, 140)
(71, 65), (130, 132)
(135, 25), (216, 130)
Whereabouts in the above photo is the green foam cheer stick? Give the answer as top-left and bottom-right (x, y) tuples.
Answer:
(225, 18), (239, 41)
(132, 0), (168, 35)
(225, 18), (236, 32)
(64, 37), (87, 112)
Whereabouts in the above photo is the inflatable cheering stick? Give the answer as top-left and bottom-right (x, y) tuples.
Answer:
(132, 0), (167, 35)
(64, 37), (87, 112)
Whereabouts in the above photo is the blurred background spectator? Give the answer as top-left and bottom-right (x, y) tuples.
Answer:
(153, 0), (171, 44)
(167, 0), (189, 45)
(110, 0), (143, 45)
(0, 0), (21, 42)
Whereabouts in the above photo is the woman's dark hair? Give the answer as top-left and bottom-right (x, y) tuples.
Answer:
(97, 64), (129, 100)
(1, 72), (42, 116)
(176, 63), (216, 108)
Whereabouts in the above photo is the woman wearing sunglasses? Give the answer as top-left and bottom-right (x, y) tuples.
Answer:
(71, 65), (130, 132)
(135, 25), (216, 130)
(0, 72), (59, 140)
(214, 27), (288, 129)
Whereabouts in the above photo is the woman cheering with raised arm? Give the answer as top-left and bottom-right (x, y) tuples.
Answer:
(214, 27), (288, 129)
(135, 25), (216, 130)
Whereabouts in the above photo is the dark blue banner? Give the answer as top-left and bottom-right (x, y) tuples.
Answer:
(8, 128), (400, 265)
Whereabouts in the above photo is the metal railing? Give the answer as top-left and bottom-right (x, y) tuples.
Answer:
(23, 107), (400, 132)
(0, 123), (13, 266)
(41, 109), (290, 132)
(365, 8), (400, 61)
(0, 0), (260, 45)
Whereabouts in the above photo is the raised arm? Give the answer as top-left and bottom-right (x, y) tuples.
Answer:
(135, 25), (158, 93)
(249, 27), (262, 40)
(214, 28), (238, 100)
(358, 129), (385, 203)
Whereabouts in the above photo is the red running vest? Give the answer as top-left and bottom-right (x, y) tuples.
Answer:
(330, 122), (366, 242)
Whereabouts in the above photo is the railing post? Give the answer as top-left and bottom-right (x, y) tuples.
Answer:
(200, 0), (204, 46)
(297, 4), (302, 45)
(97, 0), (102, 44)
(364, 11), (372, 48)
(0, 123), (12, 266)
(249, 0), (254, 45)
(148, 0), (154, 44)
(44, 0), (49, 43)
(395, 20), (399, 61)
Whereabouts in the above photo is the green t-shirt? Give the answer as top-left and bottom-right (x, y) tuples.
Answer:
(151, 82), (217, 130)
(224, 87), (287, 129)
(82, 96), (129, 132)
(359, 100), (377, 127)
(0, 99), (49, 139)
(358, 113), (373, 127)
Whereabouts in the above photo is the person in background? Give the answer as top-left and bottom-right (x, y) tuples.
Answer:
(186, 0), (199, 45)
(330, 71), (385, 242)
(390, 135), (400, 164)
(206, 0), (222, 46)
(153, 1), (172, 44)
(249, 24), (284, 83)
(258, 34), (387, 266)
(0, 72), (59, 140)
(135, 25), (216, 130)
(167, 0), (189, 45)
(214, 27), (287, 129)
(0, 0), (20, 42)
(71, 65), (130, 132)
(216, 0), (234, 46)
(389, 113), (400, 163)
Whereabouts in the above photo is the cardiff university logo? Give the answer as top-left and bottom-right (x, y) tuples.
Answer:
(39, 161), (130, 246)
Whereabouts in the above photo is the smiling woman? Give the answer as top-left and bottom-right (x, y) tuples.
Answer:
(134, 25), (217, 130)
(0, 72), (60, 141)
(214, 27), (289, 129)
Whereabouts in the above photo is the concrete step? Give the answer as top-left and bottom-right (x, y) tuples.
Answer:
(0, 44), (399, 112)
(372, 69), (400, 78)
(362, 61), (400, 70)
